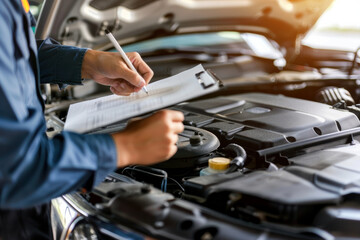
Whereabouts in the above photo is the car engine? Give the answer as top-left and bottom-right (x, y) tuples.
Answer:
(52, 89), (360, 240)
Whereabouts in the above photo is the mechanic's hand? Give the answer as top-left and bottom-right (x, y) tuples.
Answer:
(111, 110), (184, 167)
(81, 49), (153, 96)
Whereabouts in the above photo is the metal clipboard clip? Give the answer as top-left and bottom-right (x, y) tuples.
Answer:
(195, 69), (223, 89)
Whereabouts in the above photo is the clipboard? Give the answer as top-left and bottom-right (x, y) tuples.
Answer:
(64, 64), (222, 133)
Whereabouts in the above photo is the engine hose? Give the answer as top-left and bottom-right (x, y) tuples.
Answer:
(223, 143), (247, 173)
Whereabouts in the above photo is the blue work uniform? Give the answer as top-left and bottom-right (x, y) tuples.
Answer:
(0, 0), (117, 209)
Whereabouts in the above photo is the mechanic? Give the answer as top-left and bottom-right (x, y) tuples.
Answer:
(0, 0), (184, 239)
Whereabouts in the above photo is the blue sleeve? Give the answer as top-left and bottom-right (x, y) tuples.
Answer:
(0, 1), (118, 209)
(37, 38), (87, 85)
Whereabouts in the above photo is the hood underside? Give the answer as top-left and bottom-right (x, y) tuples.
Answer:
(36, 0), (333, 49)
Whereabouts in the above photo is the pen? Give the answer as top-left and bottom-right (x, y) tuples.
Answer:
(105, 29), (149, 94)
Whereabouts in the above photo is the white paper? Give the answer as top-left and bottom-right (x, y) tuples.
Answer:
(64, 64), (220, 133)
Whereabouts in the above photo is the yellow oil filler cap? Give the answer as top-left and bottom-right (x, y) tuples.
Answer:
(209, 157), (231, 171)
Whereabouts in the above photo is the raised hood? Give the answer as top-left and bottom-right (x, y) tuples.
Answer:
(36, 0), (333, 49)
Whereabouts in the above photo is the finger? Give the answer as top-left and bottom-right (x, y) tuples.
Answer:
(172, 122), (184, 134)
(127, 117), (143, 125)
(133, 85), (144, 92)
(118, 63), (146, 88)
(168, 132), (179, 144)
(165, 145), (178, 160)
(110, 86), (131, 96)
(153, 110), (184, 123)
(168, 110), (185, 122)
(128, 52), (154, 84)
(114, 81), (136, 93)
(103, 78), (138, 94)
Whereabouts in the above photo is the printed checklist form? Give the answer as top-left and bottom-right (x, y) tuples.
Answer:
(64, 64), (221, 133)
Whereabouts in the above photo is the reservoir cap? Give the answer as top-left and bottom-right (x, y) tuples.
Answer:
(209, 157), (231, 170)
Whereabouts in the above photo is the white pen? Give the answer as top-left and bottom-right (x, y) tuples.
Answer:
(105, 29), (149, 94)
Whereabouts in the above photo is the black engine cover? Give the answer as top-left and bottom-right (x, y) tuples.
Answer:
(176, 93), (360, 150)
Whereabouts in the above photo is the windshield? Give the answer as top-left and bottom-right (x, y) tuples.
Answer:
(121, 31), (283, 60)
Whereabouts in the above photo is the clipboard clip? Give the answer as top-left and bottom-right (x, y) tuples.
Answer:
(195, 70), (224, 89)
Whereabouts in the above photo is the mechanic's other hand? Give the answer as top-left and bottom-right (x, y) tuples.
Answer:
(111, 110), (184, 167)
(81, 49), (153, 96)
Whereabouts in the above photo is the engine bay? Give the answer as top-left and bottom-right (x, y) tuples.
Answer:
(65, 92), (360, 240)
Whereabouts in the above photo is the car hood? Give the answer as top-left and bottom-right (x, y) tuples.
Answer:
(36, 0), (333, 49)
